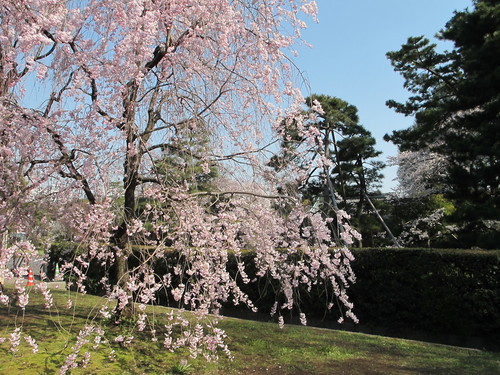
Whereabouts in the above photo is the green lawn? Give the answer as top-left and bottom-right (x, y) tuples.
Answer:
(0, 286), (498, 374)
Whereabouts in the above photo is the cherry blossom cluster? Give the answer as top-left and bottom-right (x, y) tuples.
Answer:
(397, 208), (447, 247)
(388, 150), (449, 198)
(0, 327), (38, 355)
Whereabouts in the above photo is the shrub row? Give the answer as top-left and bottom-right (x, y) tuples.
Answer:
(227, 248), (500, 350)
(47, 243), (500, 349)
(347, 248), (500, 349)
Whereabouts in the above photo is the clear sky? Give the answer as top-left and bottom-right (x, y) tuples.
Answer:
(294, 0), (473, 192)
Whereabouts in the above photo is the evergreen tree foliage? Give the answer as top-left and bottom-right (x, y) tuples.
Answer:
(385, 0), (500, 247)
(152, 118), (218, 192)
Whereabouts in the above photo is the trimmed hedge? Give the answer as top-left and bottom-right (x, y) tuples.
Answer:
(348, 248), (500, 349)
(227, 248), (500, 350)
(47, 243), (500, 349)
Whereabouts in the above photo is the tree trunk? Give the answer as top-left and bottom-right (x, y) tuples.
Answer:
(111, 181), (136, 322)
(111, 228), (134, 323)
(112, 98), (141, 321)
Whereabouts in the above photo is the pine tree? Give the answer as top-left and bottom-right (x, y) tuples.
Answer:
(385, 0), (500, 247)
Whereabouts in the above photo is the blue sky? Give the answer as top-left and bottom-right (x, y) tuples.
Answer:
(294, 0), (472, 192)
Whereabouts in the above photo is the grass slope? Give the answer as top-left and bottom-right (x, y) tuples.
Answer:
(0, 286), (498, 374)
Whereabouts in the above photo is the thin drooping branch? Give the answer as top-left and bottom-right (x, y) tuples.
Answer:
(136, 175), (161, 185)
(211, 139), (280, 161)
(188, 190), (297, 201)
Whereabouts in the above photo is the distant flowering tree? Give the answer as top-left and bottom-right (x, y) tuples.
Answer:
(397, 208), (447, 248)
(0, 0), (358, 370)
(388, 149), (449, 198)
